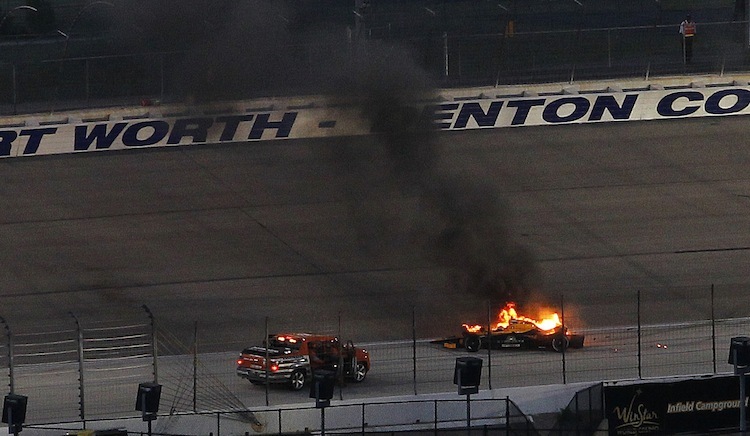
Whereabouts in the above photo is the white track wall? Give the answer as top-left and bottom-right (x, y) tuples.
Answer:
(1, 75), (750, 158)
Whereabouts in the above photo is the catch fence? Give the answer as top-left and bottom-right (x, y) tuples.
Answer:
(1, 19), (750, 117)
(25, 396), (541, 436)
(1, 285), (749, 428)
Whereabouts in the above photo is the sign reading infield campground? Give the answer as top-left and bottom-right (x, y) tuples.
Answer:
(1, 86), (750, 158)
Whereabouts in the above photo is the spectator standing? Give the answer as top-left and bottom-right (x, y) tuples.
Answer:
(679, 14), (696, 63)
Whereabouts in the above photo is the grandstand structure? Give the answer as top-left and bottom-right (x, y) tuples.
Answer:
(0, 0), (747, 114)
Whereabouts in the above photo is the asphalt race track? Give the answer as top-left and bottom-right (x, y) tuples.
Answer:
(3, 113), (750, 349)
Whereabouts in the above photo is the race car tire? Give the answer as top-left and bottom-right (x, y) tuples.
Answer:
(551, 336), (570, 352)
(352, 362), (368, 382)
(464, 335), (481, 352)
(289, 370), (306, 390)
(249, 380), (264, 385)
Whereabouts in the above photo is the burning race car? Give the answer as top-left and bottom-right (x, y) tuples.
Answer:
(437, 302), (584, 353)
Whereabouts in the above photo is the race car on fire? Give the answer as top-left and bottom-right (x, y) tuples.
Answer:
(436, 302), (584, 352)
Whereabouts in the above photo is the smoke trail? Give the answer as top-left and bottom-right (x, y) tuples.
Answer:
(326, 38), (539, 304)
(116, 0), (539, 303)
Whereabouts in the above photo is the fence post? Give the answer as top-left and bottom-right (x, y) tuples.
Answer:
(193, 321), (198, 413)
(0, 316), (13, 393)
(443, 31), (449, 79)
(505, 396), (509, 436)
(159, 54), (165, 102)
(84, 58), (90, 105)
(570, 29), (581, 84)
(486, 301), (492, 390)
(142, 305), (158, 383)
(637, 290), (642, 379)
(573, 388), (591, 434)
(434, 399), (438, 433)
(263, 317), (271, 406)
(711, 284), (717, 373)
(412, 306), (417, 396)
(338, 311), (344, 401)
(11, 63), (17, 115)
(361, 402), (365, 435)
(70, 312), (86, 428)
(561, 295), (567, 384)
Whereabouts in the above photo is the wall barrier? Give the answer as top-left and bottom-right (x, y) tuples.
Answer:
(1, 74), (750, 158)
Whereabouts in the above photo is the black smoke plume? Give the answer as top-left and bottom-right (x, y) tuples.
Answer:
(327, 39), (539, 304)
(114, 0), (539, 303)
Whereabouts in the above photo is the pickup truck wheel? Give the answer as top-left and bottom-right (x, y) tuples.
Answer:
(464, 335), (481, 352)
(352, 362), (367, 382)
(289, 370), (306, 390)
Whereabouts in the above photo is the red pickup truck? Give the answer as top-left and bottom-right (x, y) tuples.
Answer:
(236, 333), (370, 390)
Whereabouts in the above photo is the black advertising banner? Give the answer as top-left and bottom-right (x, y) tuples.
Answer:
(605, 376), (750, 435)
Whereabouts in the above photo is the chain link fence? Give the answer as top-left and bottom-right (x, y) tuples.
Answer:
(1, 18), (750, 116)
(1, 284), (749, 429)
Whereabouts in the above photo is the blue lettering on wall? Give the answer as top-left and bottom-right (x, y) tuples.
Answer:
(167, 117), (214, 144)
(122, 121), (170, 147)
(657, 91), (703, 117)
(0, 130), (18, 156)
(20, 128), (57, 155)
(704, 89), (750, 114)
(74, 123), (127, 150)
(543, 97), (590, 123)
(507, 99), (546, 125)
(426, 103), (459, 129)
(589, 95), (638, 121)
(248, 112), (297, 140)
(216, 115), (254, 141)
(454, 102), (504, 128)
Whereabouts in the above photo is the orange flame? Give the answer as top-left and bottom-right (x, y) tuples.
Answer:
(462, 302), (562, 333)
(462, 323), (483, 333)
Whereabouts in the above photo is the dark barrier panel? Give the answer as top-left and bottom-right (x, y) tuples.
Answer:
(605, 375), (749, 435)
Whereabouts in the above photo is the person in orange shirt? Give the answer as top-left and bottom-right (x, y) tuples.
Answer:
(679, 14), (696, 63)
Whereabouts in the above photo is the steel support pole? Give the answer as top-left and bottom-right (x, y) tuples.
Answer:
(735, 351), (748, 434)
(412, 306), (417, 395)
(0, 317), (12, 394)
(711, 284), (717, 374)
(11, 64), (17, 115)
(70, 312), (86, 428)
(193, 321), (198, 413)
(637, 290), (642, 379)
(321, 407), (326, 436)
(742, 371), (747, 434)
(143, 305), (158, 383)
(561, 295), (567, 384)
(443, 31), (449, 78)
(487, 301), (492, 390)
(265, 316), (269, 407)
